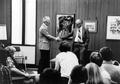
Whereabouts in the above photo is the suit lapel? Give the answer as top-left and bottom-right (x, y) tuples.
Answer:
(82, 27), (85, 37)
(73, 28), (77, 40)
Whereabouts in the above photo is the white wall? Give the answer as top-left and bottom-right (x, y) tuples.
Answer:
(14, 46), (35, 64)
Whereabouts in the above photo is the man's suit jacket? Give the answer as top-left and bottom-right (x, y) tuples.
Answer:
(39, 23), (55, 50)
(61, 26), (90, 48)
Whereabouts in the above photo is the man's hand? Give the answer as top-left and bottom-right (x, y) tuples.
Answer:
(56, 37), (61, 42)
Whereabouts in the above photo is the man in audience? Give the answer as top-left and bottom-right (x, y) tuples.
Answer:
(100, 46), (120, 83)
(39, 68), (62, 84)
(68, 65), (88, 84)
(38, 16), (59, 73)
(53, 41), (79, 84)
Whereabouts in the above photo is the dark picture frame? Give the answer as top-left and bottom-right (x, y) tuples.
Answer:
(56, 14), (75, 38)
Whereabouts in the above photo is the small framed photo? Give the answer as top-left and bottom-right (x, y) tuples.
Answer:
(84, 20), (97, 33)
(106, 16), (120, 40)
(56, 14), (75, 38)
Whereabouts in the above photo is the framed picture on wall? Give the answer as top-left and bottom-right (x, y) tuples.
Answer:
(56, 14), (75, 38)
(84, 20), (97, 33)
(106, 16), (120, 40)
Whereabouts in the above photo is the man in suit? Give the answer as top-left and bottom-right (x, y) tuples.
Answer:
(38, 16), (59, 73)
(61, 19), (90, 65)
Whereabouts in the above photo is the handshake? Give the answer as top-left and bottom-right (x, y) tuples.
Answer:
(55, 37), (62, 42)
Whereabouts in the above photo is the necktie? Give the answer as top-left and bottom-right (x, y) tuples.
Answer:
(78, 29), (81, 41)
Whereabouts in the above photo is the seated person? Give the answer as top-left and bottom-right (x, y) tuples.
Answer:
(39, 68), (62, 84)
(68, 65), (88, 84)
(5, 46), (39, 83)
(5, 46), (31, 78)
(53, 41), (79, 84)
(85, 63), (111, 84)
(100, 46), (120, 83)
(89, 51), (116, 84)
(0, 46), (12, 84)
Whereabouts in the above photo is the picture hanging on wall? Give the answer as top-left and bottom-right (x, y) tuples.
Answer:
(84, 20), (97, 33)
(56, 14), (75, 38)
(106, 16), (120, 40)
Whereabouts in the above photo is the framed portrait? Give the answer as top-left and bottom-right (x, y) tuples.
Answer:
(56, 14), (75, 38)
(106, 16), (120, 40)
(84, 20), (97, 33)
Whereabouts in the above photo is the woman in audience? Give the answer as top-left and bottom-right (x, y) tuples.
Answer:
(100, 46), (120, 83)
(5, 46), (40, 84)
(68, 65), (88, 84)
(5, 46), (31, 78)
(85, 63), (110, 84)
(0, 46), (12, 84)
(39, 68), (62, 84)
(90, 51), (111, 80)
(53, 41), (79, 84)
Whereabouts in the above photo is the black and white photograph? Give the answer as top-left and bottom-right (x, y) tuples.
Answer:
(1, 0), (120, 84)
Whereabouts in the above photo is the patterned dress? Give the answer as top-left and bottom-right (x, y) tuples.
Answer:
(0, 49), (12, 84)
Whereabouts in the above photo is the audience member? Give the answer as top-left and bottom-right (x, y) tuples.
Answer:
(90, 51), (103, 67)
(85, 63), (110, 84)
(0, 46), (12, 84)
(5, 46), (31, 77)
(53, 41), (79, 84)
(100, 46), (120, 83)
(90, 51), (113, 82)
(5, 46), (40, 84)
(39, 68), (61, 84)
(68, 65), (88, 84)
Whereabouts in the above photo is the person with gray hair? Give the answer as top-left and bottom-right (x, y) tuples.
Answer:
(61, 19), (90, 65)
(38, 16), (60, 73)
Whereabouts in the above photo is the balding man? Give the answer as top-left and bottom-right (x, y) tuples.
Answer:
(61, 19), (90, 65)
(38, 16), (59, 73)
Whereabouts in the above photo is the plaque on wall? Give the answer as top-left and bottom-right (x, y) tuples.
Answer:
(0, 24), (7, 40)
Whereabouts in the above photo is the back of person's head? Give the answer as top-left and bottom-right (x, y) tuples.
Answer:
(5, 46), (16, 56)
(59, 41), (71, 52)
(99, 47), (113, 61)
(69, 65), (88, 84)
(90, 51), (103, 67)
(39, 68), (61, 84)
(85, 63), (104, 84)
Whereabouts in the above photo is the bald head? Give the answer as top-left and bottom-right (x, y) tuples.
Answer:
(75, 19), (83, 28)
(76, 19), (83, 24)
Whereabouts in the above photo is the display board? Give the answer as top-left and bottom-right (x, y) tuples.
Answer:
(0, 24), (7, 40)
